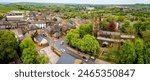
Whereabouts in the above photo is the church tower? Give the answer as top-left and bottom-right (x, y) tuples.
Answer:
(92, 15), (101, 37)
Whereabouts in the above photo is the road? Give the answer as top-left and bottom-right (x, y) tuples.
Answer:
(42, 34), (91, 64)
(42, 32), (105, 64)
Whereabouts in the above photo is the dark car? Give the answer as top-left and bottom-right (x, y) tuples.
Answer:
(42, 33), (47, 37)
(82, 56), (88, 62)
(60, 41), (64, 45)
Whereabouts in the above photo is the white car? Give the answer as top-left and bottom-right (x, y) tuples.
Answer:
(60, 49), (65, 52)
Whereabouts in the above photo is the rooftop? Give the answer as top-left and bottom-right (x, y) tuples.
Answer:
(56, 53), (76, 64)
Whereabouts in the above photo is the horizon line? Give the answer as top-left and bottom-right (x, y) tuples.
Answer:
(0, 2), (149, 5)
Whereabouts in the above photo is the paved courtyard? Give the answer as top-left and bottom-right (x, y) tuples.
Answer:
(39, 46), (60, 64)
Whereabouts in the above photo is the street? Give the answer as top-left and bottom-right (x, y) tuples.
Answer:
(42, 31), (109, 64)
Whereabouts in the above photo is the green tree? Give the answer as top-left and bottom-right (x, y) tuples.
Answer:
(105, 38), (150, 64)
(64, 29), (80, 47)
(118, 40), (136, 64)
(0, 30), (18, 63)
(107, 16), (114, 22)
(114, 16), (124, 22)
(0, 14), (4, 20)
(65, 23), (100, 57)
(118, 16), (124, 22)
(133, 21), (143, 37)
(142, 30), (150, 42)
(121, 20), (130, 33)
(125, 26), (134, 35)
(133, 21), (150, 37)
(20, 37), (38, 64)
(105, 47), (119, 63)
(102, 19), (107, 28)
(37, 54), (49, 64)
(142, 21), (150, 30)
(20, 37), (49, 64)
(21, 48), (37, 64)
(20, 37), (35, 52)
(78, 35), (100, 56)
(135, 38), (144, 64)
(79, 23), (92, 38)
(143, 42), (150, 64)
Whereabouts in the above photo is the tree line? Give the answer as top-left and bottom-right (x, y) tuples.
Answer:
(106, 38), (150, 64)
(104, 20), (150, 64)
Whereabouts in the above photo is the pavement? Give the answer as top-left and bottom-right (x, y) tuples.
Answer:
(39, 46), (59, 64)
(95, 59), (110, 64)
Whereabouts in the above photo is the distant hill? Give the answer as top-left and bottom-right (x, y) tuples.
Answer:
(0, 4), (17, 12)
(0, 2), (149, 13)
(0, 2), (10, 5)
(0, 2), (149, 7)
(6, 2), (56, 6)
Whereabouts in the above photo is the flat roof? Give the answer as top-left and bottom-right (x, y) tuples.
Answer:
(97, 36), (124, 42)
(100, 30), (120, 35)
(6, 16), (24, 18)
(56, 53), (76, 64)
(121, 35), (135, 39)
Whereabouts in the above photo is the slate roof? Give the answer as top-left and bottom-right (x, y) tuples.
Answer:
(28, 24), (37, 30)
(35, 35), (43, 42)
(0, 26), (5, 30)
(56, 53), (76, 64)
(30, 21), (46, 24)
(46, 27), (52, 32)
(52, 32), (61, 38)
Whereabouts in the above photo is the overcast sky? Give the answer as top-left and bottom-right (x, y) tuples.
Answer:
(0, 0), (150, 4)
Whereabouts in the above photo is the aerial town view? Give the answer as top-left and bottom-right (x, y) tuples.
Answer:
(0, 0), (150, 64)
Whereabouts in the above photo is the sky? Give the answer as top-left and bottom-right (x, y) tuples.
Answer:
(0, 0), (150, 4)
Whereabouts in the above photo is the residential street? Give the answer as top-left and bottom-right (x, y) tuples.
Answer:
(42, 32), (110, 64)
(42, 33), (87, 63)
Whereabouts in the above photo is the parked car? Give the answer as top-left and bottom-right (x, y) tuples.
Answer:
(42, 33), (47, 37)
(89, 56), (96, 62)
(60, 41), (64, 45)
(82, 56), (88, 62)
(102, 41), (109, 47)
(60, 49), (65, 53)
